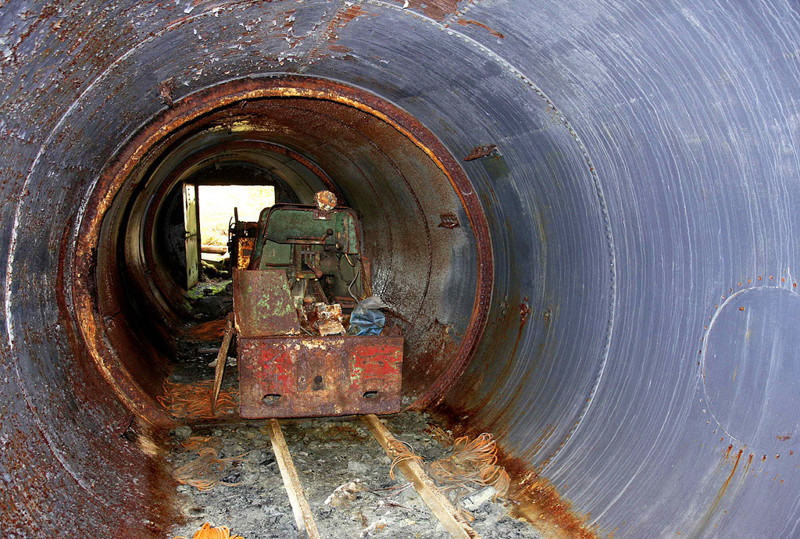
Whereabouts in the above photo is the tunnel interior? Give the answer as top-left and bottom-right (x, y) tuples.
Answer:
(77, 81), (492, 421)
(2, 1), (800, 537)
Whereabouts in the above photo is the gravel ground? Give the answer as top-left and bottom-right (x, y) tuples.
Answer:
(166, 413), (543, 539)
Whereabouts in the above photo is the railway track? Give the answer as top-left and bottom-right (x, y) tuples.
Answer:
(265, 415), (478, 539)
(169, 412), (541, 538)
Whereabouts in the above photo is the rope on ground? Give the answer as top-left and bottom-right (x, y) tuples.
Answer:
(181, 435), (223, 452)
(157, 379), (238, 419)
(172, 438), (253, 491)
(427, 432), (511, 501)
(183, 318), (228, 342)
(386, 438), (424, 480)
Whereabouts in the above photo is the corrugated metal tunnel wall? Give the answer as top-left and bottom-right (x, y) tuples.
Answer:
(1, 1), (799, 536)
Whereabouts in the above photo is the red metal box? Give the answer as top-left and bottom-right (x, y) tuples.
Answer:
(238, 335), (403, 418)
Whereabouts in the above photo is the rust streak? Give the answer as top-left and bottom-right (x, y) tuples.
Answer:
(741, 453), (754, 479)
(430, 408), (597, 538)
(456, 18), (505, 38)
(464, 144), (498, 161)
(507, 463), (597, 539)
(708, 449), (743, 521)
(404, 0), (462, 21)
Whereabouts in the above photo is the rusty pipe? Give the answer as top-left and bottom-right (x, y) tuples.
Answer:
(2, 1), (799, 537)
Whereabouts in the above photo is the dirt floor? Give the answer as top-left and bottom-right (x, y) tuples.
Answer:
(166, 412), (544, 539)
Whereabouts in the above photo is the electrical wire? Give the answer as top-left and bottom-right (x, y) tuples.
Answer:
(347, 256), (361, 302)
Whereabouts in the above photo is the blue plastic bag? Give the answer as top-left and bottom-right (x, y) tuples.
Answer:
(347, 296), (388, 336)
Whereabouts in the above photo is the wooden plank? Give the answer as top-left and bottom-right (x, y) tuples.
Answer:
(210, 315), (235, 414)
(362, 414), (479, 539)
(265, 418), (320, 539)
(201, 244), (228, 254)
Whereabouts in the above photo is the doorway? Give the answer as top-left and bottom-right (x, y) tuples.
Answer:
(182, 183), (276, 289)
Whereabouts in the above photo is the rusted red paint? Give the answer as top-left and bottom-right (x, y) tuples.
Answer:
(403, 0), (463, 21)
(456, 18), (505, 38)
(238, 335), (403, 418)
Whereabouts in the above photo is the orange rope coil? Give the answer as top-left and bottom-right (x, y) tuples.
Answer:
(173, 521), (244, 539)
(386, 438), (424, 480)
(427, 432), (510, 498)
(158, 379), (238, 419)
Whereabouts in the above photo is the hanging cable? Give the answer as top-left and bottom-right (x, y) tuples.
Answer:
(347, 256), (361, 302)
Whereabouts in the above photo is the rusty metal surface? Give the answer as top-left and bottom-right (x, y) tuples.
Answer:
(2, 0), (800, 537)
(238, 335), (403, 418)
(234, 236), (256, 269)
(71, 75), (491, 419)
(233, 268), (300, 338)
(142, 139), (337, 319)
(463, 145), (499, 162)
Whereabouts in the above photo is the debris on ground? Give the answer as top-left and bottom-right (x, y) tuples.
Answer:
(462, 486), (498, 512)
(173, 449), (227, 491)
(168, 413), (542, 539)
(206, 354), (236, 369)
(173, 521), (244, 539)
(387, 438), (424, 480)
(424, 424), (454, 446)
(427, 432), (511, 506)
(182, 435), (223, 452)
(174, 425), (193, 439)
(187, 280), (234, 319)
(359, 518), (388, 537)
(202, 256), (231, 279)
(158, 379), (238, 420)
(184, 317), (228, 342)
(173, 436), (248, 491)
(324, 479), (364, 507)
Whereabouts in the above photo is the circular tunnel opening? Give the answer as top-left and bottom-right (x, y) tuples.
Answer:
(71, 76), (492, 425)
